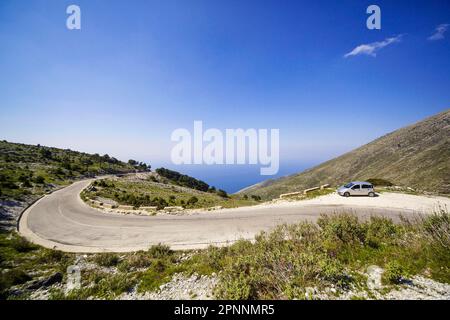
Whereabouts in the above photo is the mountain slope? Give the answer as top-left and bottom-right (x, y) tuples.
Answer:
(239, 109), (450, 199)
(0, 140), (147, 230)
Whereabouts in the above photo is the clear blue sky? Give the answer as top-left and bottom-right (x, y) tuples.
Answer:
(1, 0), (449, 192)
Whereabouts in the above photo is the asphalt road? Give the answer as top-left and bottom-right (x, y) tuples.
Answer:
(19, 179), (414, 253)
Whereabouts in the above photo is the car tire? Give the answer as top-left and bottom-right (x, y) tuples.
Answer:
(368, 192), (375, 197)
(344, 192), (350, 197)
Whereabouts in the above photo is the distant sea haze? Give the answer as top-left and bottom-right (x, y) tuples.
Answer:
(159, 162), (314, 194)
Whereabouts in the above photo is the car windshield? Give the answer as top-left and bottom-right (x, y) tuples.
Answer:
(344, 182), (354, 188)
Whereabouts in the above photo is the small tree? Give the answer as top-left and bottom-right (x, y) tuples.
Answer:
(187, 196), (199, 206)
(251, 195), (261, 201)
(217, 189), (228, 198)
(34, 175), (45, 184)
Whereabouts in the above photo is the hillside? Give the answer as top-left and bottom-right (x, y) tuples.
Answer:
(82, 172), (259, 211)
(239, 109), (450, 199)
(0, 140), (147, 229)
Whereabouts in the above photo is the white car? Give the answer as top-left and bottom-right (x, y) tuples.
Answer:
(337, 181), (375, 197)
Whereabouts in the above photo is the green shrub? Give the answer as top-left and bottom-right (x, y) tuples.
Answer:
(419, 210), (450, 250)
(119, 252), (152, 271)
(9, 236), (38, 253)
(214, 224), (354, 299)
(93, 273), (136, 298)
(366, 178), (393, 186)
(215, 273), (253, 300)
(38, 249), (68, 263)
(59, 272), (136, 300)
(217, 189), (228, 198)
(93, 253), (120, 267)
(319, 259), (350, 288)
(364, 216), (399, 248)
(0, 269), (32, 296)
(318, 213), (365, 251)
(187, 196), (198, 206)
(383, 261), (406, 284)
(147, 244), (173, 259)
(138, 259), (179, 292)
(33, 175), (45, 184)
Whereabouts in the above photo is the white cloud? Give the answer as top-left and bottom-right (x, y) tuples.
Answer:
(428, 24), (449, 41)
(344, 35), (402, 58)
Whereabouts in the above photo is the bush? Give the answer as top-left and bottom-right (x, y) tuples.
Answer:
(93, 253), (120, 267)
(93, 274), (136, 298)
(62, 272), (136, 299)
(364, 216), (398, 248)
(33, 175), (45, 184)
(147, 244), (173, 259)
(0, 269), (31, 296)
(216, 273), (253, 300)
(366, 178), (393, 186)
(119, 252), (152, 271)
(318, 213), (365, 246)
(419, 210), (450, 251)
(138, 259), (179, 293)
(38, 249), (67, 263)
(214, 223), (354, 299)
(383, 261), (406, 284)
(156, 168), (209, 192)
(10, 236), (38, 253)
(217, 189), (228, 198)
(319, 259), (350, 288)
(187, 196), (198, 206)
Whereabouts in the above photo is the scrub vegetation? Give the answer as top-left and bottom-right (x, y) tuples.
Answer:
(81, 174), (260, 210)
(240, 109), (450, 199)
(2, 210), (448, 300)
(0, 140), (144, 201)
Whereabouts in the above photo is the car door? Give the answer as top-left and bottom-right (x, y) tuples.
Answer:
(350, 184), (361, 195)
(361, 184), (371, 195)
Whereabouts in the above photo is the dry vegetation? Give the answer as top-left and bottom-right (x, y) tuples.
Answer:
(240, 109), (450, 199)
(1, 210), (448, 300)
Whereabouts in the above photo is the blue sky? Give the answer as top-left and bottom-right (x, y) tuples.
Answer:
(0, 0), (449, 192)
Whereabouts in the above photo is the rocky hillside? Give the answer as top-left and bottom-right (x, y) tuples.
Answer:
(239, 109), (450, 199)
(0, 140), (147, 230)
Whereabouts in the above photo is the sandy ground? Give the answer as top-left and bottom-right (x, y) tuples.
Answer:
(269, 192), (450, 213)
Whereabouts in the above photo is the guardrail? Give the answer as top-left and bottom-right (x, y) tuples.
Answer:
(279, 184), (331, 199)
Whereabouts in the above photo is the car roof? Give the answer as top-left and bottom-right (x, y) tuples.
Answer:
(350, 181), (372, 185)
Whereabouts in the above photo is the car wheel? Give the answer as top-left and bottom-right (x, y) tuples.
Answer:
(344, 192), (350, 197)
(368, 192), (375, 197)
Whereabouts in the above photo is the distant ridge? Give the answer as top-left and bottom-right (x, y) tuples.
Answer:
(239, 109), (450, 199)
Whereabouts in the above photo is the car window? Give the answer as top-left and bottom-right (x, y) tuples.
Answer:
(362, 184), (372, 189)
(351, 185), (360, 190)
(344, 183), (354, 188)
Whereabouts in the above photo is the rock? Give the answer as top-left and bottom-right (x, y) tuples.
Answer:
(304, 287), (316, 300)
(367, 265), (384, 290)
(8, 288), (25, 297)
(119, 273), (218, 300)
(26, 272), (63, 290)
